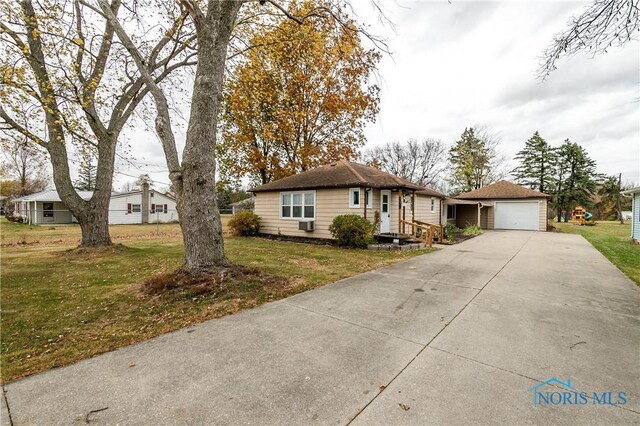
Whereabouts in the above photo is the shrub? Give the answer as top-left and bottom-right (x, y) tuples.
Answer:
(463, 225), (483, 236)
(228, 211), (260, 236)
(329, 215), (374, 248)
(444, 224), (460, 241)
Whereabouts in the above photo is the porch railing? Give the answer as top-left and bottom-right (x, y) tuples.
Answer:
(399, 219), (443, 248)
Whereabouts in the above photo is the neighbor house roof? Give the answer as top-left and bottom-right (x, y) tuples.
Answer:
(230, 197), (255, 207)
(12, 189), (94, 202)
(455, 180), (552, 200)
(622, 186), (640, 195)
(250, 160), (428, 193)
(110, 189), (176, 201)
(13, 188), (176, 203)
(416, 188), (446, 198)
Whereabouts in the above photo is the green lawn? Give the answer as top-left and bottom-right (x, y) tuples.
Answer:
(0, 219), (430, 382)
(555, 221), (640, 285)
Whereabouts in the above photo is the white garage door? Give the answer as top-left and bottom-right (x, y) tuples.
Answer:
(494, 201), (539, 231)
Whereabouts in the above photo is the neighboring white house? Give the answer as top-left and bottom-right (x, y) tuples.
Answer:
(622, 187), (640, 242)
(12, 184), (178, 225)
(12, 190), (93, 225)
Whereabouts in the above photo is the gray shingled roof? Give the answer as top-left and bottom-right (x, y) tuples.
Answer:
(250, 160), (436, 193)
(455, 180), (552, 199)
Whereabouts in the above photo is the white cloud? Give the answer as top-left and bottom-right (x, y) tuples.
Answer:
(360, 1), (640, 184)
(113, 1), (640, 189)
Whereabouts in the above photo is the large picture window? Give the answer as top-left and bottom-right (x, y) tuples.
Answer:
(281, 192), (315, 219)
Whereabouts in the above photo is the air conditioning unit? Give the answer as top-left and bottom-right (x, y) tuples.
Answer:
(298, 221), (315, 232)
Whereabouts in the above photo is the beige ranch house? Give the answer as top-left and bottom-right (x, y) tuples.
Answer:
(447, 180), (551, 231)
(251, 160), (446, 242)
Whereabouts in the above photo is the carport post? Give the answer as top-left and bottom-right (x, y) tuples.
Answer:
(477, 203), (481, 227)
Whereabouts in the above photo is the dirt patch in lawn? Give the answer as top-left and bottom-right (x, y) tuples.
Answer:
(142, 265), (290, 298)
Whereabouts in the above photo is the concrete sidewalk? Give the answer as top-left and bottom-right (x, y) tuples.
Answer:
(3, 231), (639, 425)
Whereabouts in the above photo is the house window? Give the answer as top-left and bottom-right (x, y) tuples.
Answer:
(132, 204), (141, 213)
(430, 198), (435, 213)
(350, 188), (372, 208)
(350, 188), (360, 208)
(43, 202), (54, 218)
(365, 190), (372, 208)
(447, 204), (456, 219)
(281, 192), (314, 219)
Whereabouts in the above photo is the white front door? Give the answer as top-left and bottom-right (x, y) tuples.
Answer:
(380, 190), (391, 233)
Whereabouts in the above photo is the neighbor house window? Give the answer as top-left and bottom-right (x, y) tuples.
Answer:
(430, 198), (435, 213)
(281, 192), (315, 219)
(43, 202), (54, 218)
(132, 204), (141, 213)
(447, 204), (456, 219)
(350, 188), (372, 208)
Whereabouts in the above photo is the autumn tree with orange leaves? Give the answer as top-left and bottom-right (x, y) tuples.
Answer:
(219, 1), (380, 185)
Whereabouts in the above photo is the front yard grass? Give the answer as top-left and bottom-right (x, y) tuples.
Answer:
(555, 221), (639, 285)
(0, 220), (431, 383)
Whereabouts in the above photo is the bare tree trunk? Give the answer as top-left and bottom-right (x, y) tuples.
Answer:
(76, 198), (111, 246)
(176, 2), (242, 272)
(49, 133), (116, 247)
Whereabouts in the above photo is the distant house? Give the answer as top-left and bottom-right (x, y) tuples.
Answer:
(230, 197), (255, 214)
(622, 187), (640, 242)
(250, 160), (445, 240)
(12, 183), (178, 225)
(446, 180), (551, 231)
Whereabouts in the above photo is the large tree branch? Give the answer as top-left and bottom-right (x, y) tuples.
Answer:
(96, 0), (181, 176)
(0, 104), (46, 146)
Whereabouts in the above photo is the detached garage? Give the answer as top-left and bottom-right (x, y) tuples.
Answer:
(446, 181), (551, 232)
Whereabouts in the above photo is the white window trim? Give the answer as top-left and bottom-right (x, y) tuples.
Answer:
(350, 188), (372, 209)
(349, 188), (361, 208)
(430, 197), (435, 213)
(279, 190), (316, 220)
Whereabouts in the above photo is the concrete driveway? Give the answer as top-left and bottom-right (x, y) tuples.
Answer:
(3, 231), (639, 425)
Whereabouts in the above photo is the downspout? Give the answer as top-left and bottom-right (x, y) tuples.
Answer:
(363, 187), (367, 220)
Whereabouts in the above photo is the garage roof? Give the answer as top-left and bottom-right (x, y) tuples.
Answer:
(455, 180), (552, 200)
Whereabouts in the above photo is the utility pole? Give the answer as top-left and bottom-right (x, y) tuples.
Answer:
(617, 173), (624, 225)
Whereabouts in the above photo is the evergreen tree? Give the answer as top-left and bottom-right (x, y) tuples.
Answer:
(74, 151), (97, 191)
(552, 140), (599, 222)
(448, 127), (491, 193)
(511, 131), (556, 193)
(597, 174), (630, 223)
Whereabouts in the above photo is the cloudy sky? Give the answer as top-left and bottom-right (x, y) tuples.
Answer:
(114, 0), (640, 191)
